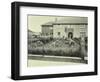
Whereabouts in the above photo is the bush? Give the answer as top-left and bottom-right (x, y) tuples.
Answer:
(28, 46), (81, 57)
(28, 38), (87, 58)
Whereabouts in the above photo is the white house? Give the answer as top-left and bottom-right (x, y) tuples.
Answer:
(41, 17), (88, 39)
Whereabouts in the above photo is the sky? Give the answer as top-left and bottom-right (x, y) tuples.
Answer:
(28, 15), (62, 32)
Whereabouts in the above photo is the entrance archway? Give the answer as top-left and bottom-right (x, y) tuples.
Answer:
(68, 32), (73, 39)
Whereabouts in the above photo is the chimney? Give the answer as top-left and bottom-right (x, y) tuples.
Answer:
(55, 18), (57, 22)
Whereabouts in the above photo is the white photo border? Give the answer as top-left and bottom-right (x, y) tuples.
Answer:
(20, 6), (95, 76)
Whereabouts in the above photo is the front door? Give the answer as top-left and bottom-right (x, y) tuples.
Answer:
(68, 32), (73, 39)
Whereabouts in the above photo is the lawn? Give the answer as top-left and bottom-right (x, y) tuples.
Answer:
(28, 59), (82, 67)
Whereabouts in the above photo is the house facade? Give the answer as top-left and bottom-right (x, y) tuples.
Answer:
(41, 17), (88, 39)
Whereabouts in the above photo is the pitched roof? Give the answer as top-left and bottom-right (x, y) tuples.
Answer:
(55, 17), (88, 24)
(28, 29), (40, 36)
(42, 21), (54, 25)
(42, 17), (88, 26)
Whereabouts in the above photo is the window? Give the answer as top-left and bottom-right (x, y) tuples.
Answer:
(80, 32), (86, 37)
(65, 28), (67, 32)
(50, 33), (53, 35)
(46, 33), (48, 36)
(58, 32), (60, 35)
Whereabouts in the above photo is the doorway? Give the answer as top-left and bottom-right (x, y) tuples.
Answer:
(68, 32), (73, 39)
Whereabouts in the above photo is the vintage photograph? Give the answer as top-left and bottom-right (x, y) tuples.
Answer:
(27, 15), (88, 67)
(11, 2), (97, 80)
